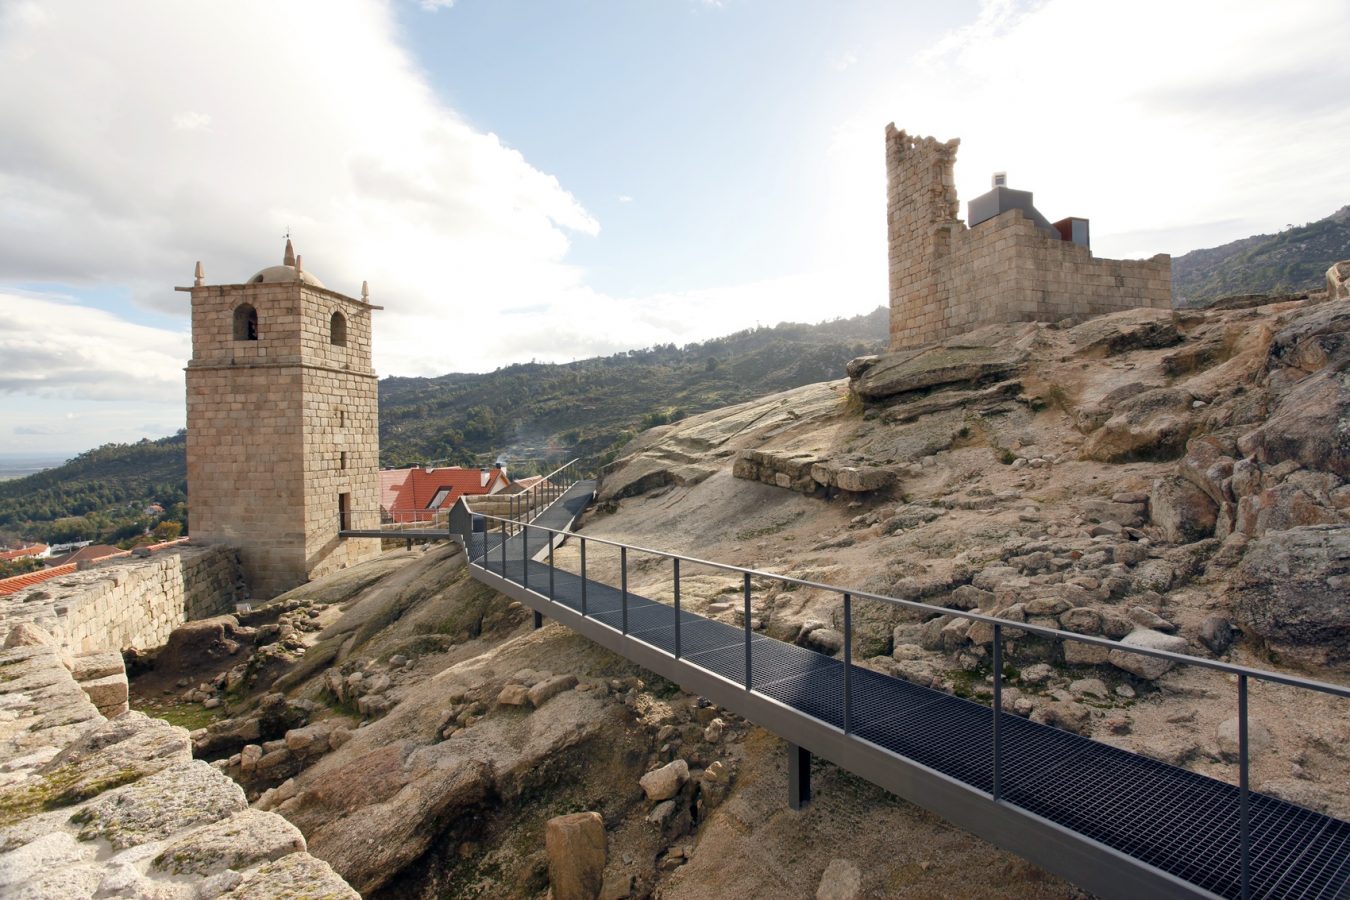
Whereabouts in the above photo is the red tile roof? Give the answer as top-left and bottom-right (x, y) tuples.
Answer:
(0, 538), (188, 597)
(0, 543), (46, 562)
(49, 545), (122, 566)
(379, 467), (510, 523)
(0, 562), (77, 596)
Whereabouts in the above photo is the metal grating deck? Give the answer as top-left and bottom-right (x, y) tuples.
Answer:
(468, 481), (1350, 900)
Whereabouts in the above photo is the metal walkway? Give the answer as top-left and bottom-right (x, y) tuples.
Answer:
(457, 480), (1348, 900)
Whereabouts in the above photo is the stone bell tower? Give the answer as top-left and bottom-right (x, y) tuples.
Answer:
(181, 240), (382, 598)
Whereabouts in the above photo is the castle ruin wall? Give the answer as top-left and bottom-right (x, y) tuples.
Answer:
(886, 124), (1171, 349)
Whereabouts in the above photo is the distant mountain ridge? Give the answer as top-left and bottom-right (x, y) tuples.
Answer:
(0, 432), (187, 545)
(0, 309), (889, 541)
(378, 307), (890, 469)
(1172, 205), (1350, 305)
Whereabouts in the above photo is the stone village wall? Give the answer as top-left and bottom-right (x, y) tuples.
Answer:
(0, 545), (242, 656)
(886, 124), (1172, 349)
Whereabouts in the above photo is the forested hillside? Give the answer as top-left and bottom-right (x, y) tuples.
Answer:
(0, 432), (186, 546)
(0, 311), (887, 543)
(1172, 205), (1349, 304)
(378, 307), (889, 470)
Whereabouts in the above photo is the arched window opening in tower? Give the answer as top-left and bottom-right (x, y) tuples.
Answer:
(330, 311), (347, 347)
(232, 303), (258, 341)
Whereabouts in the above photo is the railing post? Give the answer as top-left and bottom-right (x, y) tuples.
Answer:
(580, 537), (588, 616)
(674, 558), (682, 660)
(1240, 673), (1251, 900)
(992, 622), (1003, 802)
(620, 547), (629, 635)
(843, 592), (852, 735)
(788, 743), (811, 810)
(743, 572), (753, 691)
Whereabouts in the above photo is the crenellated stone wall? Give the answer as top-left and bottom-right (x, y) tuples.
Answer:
(886, 123), (1172, 350)
(0, 546), (243, 655)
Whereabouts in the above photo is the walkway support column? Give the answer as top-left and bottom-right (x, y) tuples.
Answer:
(788, 742), (811, 810)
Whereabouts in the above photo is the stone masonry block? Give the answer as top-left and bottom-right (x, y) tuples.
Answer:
(81, 671), (129, 709)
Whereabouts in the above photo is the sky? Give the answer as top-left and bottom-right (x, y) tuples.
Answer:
(1, 0), (1347, 456)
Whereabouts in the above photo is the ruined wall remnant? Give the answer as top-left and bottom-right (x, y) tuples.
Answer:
(885, 124), (1172, 350)
(0, 546), (242, 655)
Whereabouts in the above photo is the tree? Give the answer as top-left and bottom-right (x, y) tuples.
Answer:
(0, 556), (41, 578)
(152, 521), (182, 542)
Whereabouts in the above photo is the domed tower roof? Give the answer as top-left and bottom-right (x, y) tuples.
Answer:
(248, 238), (325, 287)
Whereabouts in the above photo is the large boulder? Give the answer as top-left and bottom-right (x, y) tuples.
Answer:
(299, 750), (493, 894)
(1068, 308), (1182, 357)
(150, 809), (305, 878)
(1327, 260), (1350, 303)
(155, 615), (251, 674)
(1177, 436), (1236, 507)
(1264, 292), (1350, 376)
(1232, 525), (1350, 667)
(1239, 370), (1350, 479)
(596, 456), (714, 502)
(638, 758), (689, 802)
(545, 812), (606, 900)
(1080, 388), (1196, 462)
(35, 712), (191, 806)
(816, 858), (863, 900)
(849, 343), (1025, 401)
(1150, 474), (1218, 544)
(2, 622), (58, 649)
(1235, 483), (1340, 537)
(1108, 629), (1189, 680)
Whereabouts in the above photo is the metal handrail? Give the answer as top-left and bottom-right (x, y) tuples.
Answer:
(462, 458), (580, 520)
(472, 491), (1348, 900)
(471, 510), (1350, 699)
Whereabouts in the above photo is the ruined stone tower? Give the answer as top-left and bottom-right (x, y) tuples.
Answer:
(182, 241), (381, 598)
(885, 123), (1172, 349)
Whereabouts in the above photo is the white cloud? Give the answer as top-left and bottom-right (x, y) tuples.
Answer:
(0, 292), (187, 402)
(842, 0), (1350, 259)
(0, 1), (599, 377)
(832, 51), (858, 72)
(0, 0), (870, 451)
(171, 111), (211, 132)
